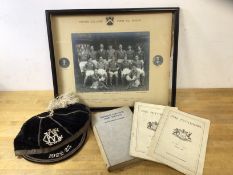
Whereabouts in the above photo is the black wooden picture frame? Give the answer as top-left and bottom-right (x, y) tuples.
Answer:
(45, 8), (179, 111)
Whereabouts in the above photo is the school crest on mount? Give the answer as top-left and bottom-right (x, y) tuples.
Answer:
(106, 16), (114, 25)
(43, 128), (63, 146)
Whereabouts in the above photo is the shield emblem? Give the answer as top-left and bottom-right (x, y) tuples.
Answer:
(106, 16), (114, 25)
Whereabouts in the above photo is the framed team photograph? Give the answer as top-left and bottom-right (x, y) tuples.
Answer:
(46, 8), (179, 110)
(72, 32), (149, 92)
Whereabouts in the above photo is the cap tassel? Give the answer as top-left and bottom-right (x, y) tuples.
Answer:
(47, 92), (80, 116)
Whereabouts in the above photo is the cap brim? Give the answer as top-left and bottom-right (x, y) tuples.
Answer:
(23, 131), (87, 163)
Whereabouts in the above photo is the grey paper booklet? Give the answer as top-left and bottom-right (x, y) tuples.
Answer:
(92, 107), (137, 171)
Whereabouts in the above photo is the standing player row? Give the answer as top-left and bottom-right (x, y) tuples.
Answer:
(76, 43), (145, 62)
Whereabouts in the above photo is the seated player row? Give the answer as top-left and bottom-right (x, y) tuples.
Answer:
(82, 55), (145, 89)
(77, 43), (145, 62)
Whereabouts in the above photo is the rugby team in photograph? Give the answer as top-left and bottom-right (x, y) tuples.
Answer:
(76, 43), (146, 90)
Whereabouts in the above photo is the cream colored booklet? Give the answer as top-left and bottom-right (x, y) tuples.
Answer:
(130, 102), (174, 160)
(148, 107), (210, 175)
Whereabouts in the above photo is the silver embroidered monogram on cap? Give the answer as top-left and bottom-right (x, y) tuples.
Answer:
(43, 128), (63, 146)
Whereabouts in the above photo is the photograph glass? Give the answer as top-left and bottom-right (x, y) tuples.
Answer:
(46, 8), (179, 108)
(72, 32), (149, 92)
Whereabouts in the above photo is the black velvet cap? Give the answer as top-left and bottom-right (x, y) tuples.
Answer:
(14, 103), (90, 163)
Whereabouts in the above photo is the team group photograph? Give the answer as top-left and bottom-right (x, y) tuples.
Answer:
(72, 32), (149, 92)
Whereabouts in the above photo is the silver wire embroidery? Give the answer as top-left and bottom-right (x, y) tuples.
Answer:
(43, 128), (63, 146)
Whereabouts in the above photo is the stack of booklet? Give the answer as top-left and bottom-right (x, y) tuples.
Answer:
(92, 102), (210, 175)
